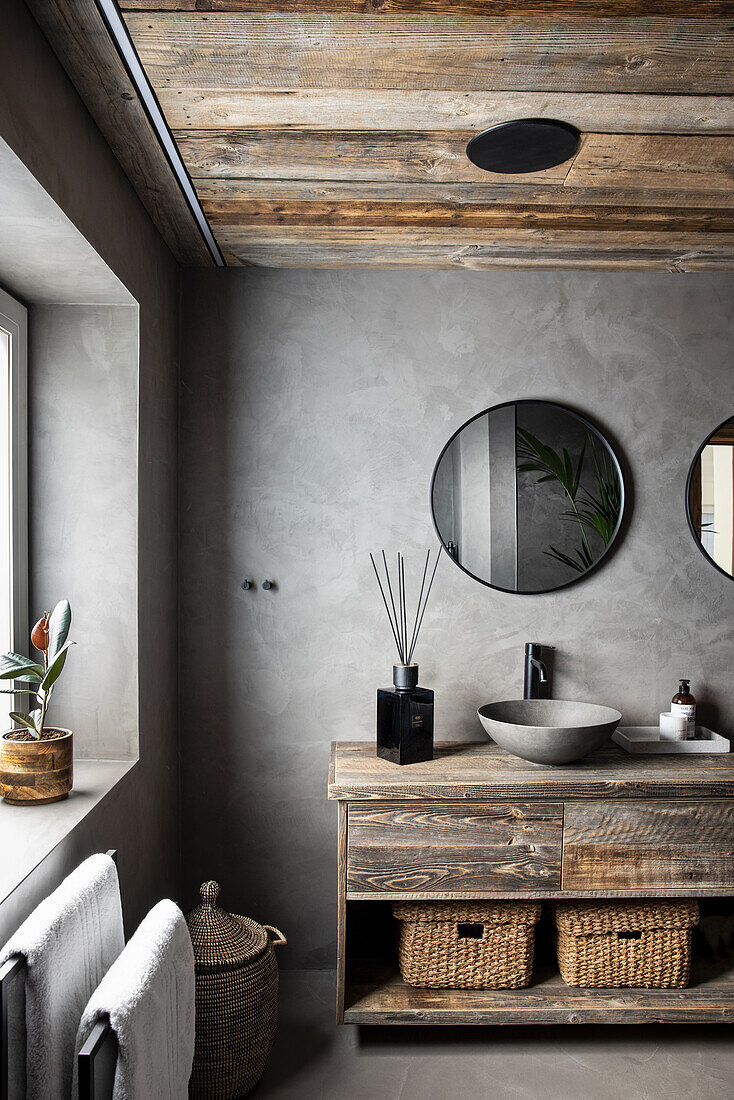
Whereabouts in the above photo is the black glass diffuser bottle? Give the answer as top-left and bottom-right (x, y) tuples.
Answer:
(370, 549), (441, 767)
(377, 662), (434, 765)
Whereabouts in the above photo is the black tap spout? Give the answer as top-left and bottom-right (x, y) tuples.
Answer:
(523, 642), (553, 700)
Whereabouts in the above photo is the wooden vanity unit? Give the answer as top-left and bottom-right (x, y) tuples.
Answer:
(328, 741), (734, 1025)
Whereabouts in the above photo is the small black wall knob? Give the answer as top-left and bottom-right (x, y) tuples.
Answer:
(262, 579), (273, 590)
(241, 579), (252, 590)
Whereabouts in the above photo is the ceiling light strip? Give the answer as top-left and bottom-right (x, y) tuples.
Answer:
(95, 0), (225, 267)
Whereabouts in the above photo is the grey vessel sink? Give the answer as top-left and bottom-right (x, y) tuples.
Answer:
(477, 699), (622, 765)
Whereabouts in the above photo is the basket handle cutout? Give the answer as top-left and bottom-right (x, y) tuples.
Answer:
(457, 922), (484, 940)
(617, 930), (642, 941)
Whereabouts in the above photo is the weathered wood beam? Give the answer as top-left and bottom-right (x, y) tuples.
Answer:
(215, 225), (734, 247)
(203, 199), (734, 232)
(176, 128), (577, 182)
(215, 230), (734, 271)
(159, 88), (734, 134)
(124, 14), (734, 95)
(567, 133), (734, 191)
(26, 0), (213, 265)
(194, 177), (734, 209)
(176, 129), (734, 191)
(119, 2), (734, 17)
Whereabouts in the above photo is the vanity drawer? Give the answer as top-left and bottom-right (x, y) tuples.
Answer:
(346, 802), (562, 896)
(562, 801), (734, 891)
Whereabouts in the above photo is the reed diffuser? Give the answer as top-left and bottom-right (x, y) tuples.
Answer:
(370, 549), (441, 765)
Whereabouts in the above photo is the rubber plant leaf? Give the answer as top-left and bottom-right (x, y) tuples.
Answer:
(41, 640), (75, 693)
(0, 654), (44, 680)
(0, 677), (43, 689)
(47, 600), (72, 660)
(9, 711), (40, 738)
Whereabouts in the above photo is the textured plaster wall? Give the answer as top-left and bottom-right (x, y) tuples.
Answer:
(180, 267), (734, 968)
(0, 136), (129, 306)
(30, 304), (138, 760)
(0, 0), (180, 941)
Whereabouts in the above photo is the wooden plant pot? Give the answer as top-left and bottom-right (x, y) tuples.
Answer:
(0, 728), (73, 805)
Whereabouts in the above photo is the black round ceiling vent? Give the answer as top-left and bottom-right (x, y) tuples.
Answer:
(466, 118), (580, 174)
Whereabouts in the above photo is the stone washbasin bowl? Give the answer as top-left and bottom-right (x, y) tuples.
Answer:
(477, 699), (622, 765)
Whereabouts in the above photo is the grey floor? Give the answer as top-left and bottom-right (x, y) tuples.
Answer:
(258, 970), (734, 1099)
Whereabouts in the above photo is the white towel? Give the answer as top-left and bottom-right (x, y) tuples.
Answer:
(74, 899), (195, 1100)
(0, 852), (124, 1099)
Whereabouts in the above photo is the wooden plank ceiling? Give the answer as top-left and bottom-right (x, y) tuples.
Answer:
(119, 4), (734, 266)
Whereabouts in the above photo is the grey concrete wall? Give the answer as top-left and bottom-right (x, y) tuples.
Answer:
(30, 305), (138, 760)
(0, 135), (129, 306)
(0, 0), (180, 941)
(180, 267), (734, 968)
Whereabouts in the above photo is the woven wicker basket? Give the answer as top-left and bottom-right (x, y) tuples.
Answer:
(553, 899), (699, 989)
(393, 901), (541, 989)
(186, 881), (286, 1098)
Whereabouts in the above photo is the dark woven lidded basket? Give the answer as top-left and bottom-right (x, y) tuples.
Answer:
(553, 899), (699, 989)
(186, 881), (286, 1098)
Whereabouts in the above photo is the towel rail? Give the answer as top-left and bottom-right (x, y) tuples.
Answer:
(77, 1017), (117, 1100)
(0, 955), (25, 1100)
(0, 850), (118, 1100)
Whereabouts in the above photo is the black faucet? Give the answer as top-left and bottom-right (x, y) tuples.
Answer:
(523, 642), (552, 700)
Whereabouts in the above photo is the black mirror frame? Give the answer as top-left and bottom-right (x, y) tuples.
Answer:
(685, 413), (734, 583)
(429, 398), (627, 596)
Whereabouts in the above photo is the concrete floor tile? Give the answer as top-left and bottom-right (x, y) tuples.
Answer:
(257, 971), (734, 1100)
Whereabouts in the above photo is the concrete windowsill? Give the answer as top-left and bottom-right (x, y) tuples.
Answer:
(0, 759), (137, 904)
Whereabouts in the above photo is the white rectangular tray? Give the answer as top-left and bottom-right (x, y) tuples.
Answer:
(613, 726), (730, 754)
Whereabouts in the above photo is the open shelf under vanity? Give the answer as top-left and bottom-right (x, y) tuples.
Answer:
(344, 963), (734, 1026)
(330, 741), (734, 1027)
(342, 899), (734, 1025)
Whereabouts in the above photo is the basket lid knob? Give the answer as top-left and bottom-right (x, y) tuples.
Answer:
(199, 880), (220, 908)
(186, 881), (271, 970)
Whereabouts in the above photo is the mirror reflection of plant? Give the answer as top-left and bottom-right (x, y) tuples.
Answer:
(573, 438), (622, 544)
(516, 429), (621, 574)
(0, 600), (74, 739)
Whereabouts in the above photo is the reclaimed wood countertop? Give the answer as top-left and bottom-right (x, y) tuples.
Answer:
(328, 740), (734, 801)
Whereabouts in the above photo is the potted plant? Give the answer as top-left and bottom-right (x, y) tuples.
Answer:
(0, 600), (75, 804)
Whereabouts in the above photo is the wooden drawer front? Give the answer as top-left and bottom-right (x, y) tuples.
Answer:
(563, 801), (734, 891)
(347, 802), (562, 896)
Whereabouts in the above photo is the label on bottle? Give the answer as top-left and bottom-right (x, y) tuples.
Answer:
(671, 702), (696, 738)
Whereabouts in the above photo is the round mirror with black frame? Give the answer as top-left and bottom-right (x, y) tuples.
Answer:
(686, 415), (734, 581)
(430, 400), (626, 595)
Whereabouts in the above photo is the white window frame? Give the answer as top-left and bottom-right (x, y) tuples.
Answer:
(0, 286), (28, 663)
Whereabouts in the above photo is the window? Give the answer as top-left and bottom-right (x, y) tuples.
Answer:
(0, 287), (28, 729)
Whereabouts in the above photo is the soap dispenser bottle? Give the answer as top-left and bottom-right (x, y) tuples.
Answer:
(671, 679), (696, 739)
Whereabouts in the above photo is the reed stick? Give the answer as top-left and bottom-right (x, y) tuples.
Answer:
(407, 550), (430, 665)
(369, 553), (403, 662)
(381, 550), (403, 663)
(370, 548), (442, 668)
(408, 549), (441, 665)
(400, 553), (408, 666)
